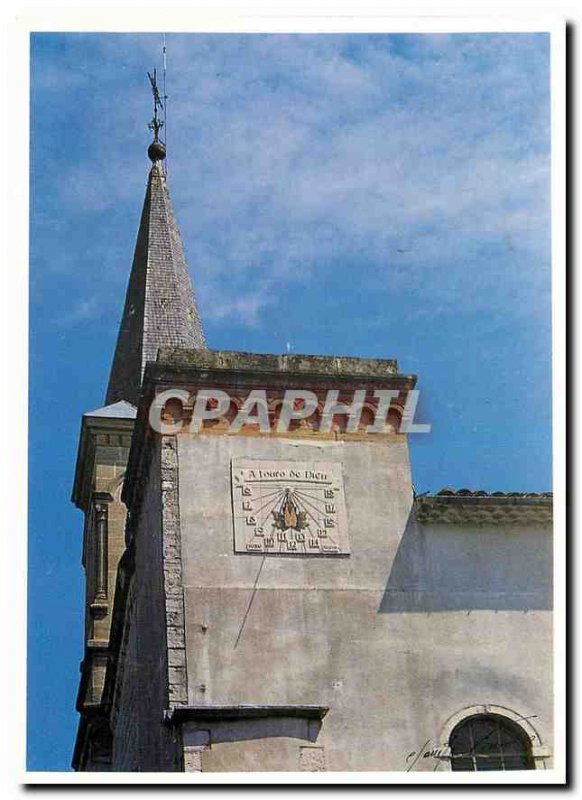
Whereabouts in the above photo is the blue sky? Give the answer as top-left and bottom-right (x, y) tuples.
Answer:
(28, 32), (551, 770)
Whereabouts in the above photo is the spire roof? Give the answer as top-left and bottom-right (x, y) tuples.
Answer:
(105, 158), (207, 406)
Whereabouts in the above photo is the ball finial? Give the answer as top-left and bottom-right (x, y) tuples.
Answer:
(148, 140), (166, 163)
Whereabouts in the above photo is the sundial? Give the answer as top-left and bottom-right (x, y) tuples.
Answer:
(231, 460), (350, 555)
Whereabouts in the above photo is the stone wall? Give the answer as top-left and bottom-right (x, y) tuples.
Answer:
(176, 433), (553, 771)
(110, 440), (180, 771)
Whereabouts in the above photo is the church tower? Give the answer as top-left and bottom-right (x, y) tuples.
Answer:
(71, 75), (553, 773)
(71, 129), (207, 769)
(105, 140), (206, 408)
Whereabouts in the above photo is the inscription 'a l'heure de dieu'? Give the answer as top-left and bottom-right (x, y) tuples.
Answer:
(244, 468), (330, 482)
(231, 459), (350, 556)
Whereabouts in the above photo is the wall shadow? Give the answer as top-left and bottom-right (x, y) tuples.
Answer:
(183, 717), (321, 746)
(378, 511), (553, 613)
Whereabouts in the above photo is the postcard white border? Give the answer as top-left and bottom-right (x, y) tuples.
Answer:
(6, 1), (567, 790)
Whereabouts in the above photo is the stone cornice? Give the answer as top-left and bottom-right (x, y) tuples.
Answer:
(152, 348), (416, 389)
(71, 414), (135, 511)
(414, 492), (553, 525)
(163, 704), (329, 725)
(155, 348), (408, 383)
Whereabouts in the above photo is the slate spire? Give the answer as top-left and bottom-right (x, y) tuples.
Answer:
(105, 144), (207, 406)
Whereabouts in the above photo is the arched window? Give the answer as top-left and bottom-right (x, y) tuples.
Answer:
(449, 714), (535, 771)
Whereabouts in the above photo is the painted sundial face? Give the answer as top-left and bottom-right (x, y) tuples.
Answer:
(231, 460), (350, 555)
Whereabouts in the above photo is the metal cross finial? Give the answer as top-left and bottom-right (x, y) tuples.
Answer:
(147, 68), (165, 142)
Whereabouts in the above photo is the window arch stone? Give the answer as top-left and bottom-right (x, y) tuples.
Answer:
(438, 705), (550, 771)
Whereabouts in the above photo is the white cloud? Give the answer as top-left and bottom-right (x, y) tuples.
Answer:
(54, 295), (104, 327)
(205, 294), (269, 326)
(35, 33), (551, 330)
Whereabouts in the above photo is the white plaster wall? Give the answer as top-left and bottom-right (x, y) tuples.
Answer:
(177, 434), (552, 772)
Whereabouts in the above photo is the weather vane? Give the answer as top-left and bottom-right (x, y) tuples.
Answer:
(147, 68), (165, 143)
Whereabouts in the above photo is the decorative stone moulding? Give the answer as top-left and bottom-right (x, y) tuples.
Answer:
(414, 490), (553, 525)
(136, 348), (417, 441)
